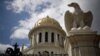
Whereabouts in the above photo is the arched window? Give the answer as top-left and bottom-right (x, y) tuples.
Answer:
(38, 51), (41, 55)
(45, 32), (48, 42)
(51, 32), (54, 42)
(43, 51), (49, 56)
(51, 51), (53, 55)
(39, 33), (42, 42)
(57, 34), (59, 41)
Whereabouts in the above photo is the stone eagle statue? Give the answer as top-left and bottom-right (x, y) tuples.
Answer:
(64, 2), (93, 32)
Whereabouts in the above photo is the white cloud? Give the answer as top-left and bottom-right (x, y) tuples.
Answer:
(0, 43), (13, 53)
(6, 0), (43, 13)
(10, 28), (29, 39)
(6, 0), (64, 39)
(5, 0), (99, 39)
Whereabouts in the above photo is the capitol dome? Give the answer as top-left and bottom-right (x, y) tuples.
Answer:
(34, 16), (61, 29)
(24, 16), (67, 55)
(28, 16), (65, 38)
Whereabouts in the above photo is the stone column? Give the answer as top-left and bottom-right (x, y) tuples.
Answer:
(55, 33), (59, 46)
(34, 34), (37, 46)
(31, 34), (37, 47)
(42, 31), (45, 43)
(68, 30), (100, 56)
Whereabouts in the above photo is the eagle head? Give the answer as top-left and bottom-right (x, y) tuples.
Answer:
(68, 2), (79, 8)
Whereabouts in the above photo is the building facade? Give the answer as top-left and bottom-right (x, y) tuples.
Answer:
(23, 16), (68, 56)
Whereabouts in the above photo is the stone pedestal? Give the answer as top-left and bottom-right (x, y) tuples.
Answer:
(68, 28), (100, 56)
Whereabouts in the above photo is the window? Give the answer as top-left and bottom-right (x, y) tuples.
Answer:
(45, 32), (48, 42)
(43, 51), (49, 56)
(38, 51), (41, 55)
(51, 51), (53, 54)
(39, 33), (42, 42)
(51, 51), (53, 56)
(51, 32), (54, 42)
(57, 34), (59, 41)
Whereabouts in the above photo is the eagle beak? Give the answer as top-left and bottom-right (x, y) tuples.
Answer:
(68, 4), (72, 7)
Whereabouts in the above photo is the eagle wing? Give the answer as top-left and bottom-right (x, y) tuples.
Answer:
(84, 11), (93, 27)
(64, 11), (74, 33)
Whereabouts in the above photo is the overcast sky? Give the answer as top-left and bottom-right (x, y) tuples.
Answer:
(0, 0), (100, 53)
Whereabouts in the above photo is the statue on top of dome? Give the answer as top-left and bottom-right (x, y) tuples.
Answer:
(64, 2), (93, 33)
